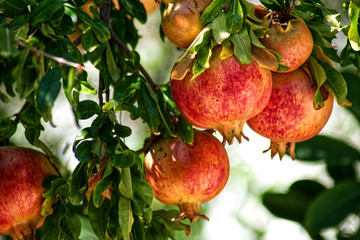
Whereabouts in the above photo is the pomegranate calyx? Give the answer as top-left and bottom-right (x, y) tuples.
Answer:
(7, 221), (38, 240)
(173, 202), (209, 223)
(264, 141), (296, 160)
(216, 121), (249, 145)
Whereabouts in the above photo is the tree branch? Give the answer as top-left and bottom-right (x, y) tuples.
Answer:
(15, 40), (87, 71)
(98, 1), (157, 93)
(14, 101), (30, 123)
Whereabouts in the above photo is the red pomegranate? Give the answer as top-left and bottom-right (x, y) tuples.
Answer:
(247, 68), (334, 160)
(170, 46), (272, 144)
(161, 0), (212, 48)
(0, 147), (59, 239)
(144, 130), (229, 222)
(261, 18), (313, 73)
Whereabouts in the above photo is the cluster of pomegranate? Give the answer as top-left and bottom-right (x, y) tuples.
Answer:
(143, 1), (335, 224)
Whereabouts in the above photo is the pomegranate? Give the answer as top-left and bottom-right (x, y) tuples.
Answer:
(161, 0), (212, 48)
(261, 17), (313, 73)
(0, 147), (59, 239)
(144, 130), (229, 222)
(170, 46), (272, 144)
(247, 68), (334, 160)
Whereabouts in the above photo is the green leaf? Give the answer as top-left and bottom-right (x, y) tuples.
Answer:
(342, 72), (360, 123)
(0, 118), (17, 140)
(61, 203), (81, 240)
(209, 12), (230, 44)
(0, 90), (9, 103)
(81, 29), (100, 53)
(305, 181), (360, 234)
(36, 67), (62, 121)
(0, 28), (19, 58)
(348, 1), (360, 51)
(42, 178), (67, 198)
(317, 59), (347, 105)
(30, 0), (64, 25)
(93, 172), (114, 207)
(120, 0), (147, 24)
(118, 167), (133, 199)
(69, 162), (88, 205)
(74, 140), (93, 162)
(20, 105), (42, 128)
(200, 0), (231, 24)
(69, 7), (110, 43)
(263, 180), (326, 223)
(229, 27), (252, 64)
(295, 135), (360, 163)
(176, 116), (194, 145)
(88, 197), (111, 240)
(106, 42), (121, 82)
(226, 0), (244, 34)
(75, 100), (101, 120)
(0, 0), (27, 17)
(113, 75), (140, 109)
(118, 196), (133, 240)
(132, 177), (153, 208)
(110, 147), (136, 169)
(114, 124), (132, 138)
(309, 56), (327, 109)
(137, 80), (159, 132)
(40, 202), (64, 240)
(156, 89), (176, 137)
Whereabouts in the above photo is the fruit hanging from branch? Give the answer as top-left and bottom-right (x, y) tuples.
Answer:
(0, 147), (59, 240)
(261, 16), (314, 73)
(144, 130), (230, 222)
(170, 46), (273, 144)
(247, 67), (334, 160)
(161, 0), (212, 48)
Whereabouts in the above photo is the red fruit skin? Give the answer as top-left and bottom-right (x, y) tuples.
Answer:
(247, 68), (334, 160)
(0, 147), (59, 239)
(144, 130), (229, 222)
(170, 47), (272, 144)
(261, 19), (313, 73)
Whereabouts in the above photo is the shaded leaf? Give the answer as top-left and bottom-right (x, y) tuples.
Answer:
(0, 118), (17, 140)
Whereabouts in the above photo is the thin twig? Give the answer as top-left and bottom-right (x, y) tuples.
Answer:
(15, 40), (87, 71)
(99, 0), (157, 93)
(73, 34), (83, 46)
(110, 30), (157, 93)
(14, 101), (30, 123)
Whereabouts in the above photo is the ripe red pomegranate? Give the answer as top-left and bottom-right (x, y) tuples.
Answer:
(0, 147), (59, 239)
(144, 130), (229, 222)
(161, 0), (212, 48)
(170, 46), (272, 144)
(261, 17), (313, 73)
(247, 68), (334, 160)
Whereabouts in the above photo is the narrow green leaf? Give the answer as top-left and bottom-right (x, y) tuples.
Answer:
(20, 105), (42, 128)
(118, 196), (133, 240)
(305, 181), (360, 234)
(0, 90), (9, 103)
(69, 162), (88, 205)
(106, 42), (121, 82)
(348, 1), (360, 51)
(132, 177), (153, 207)
(137, 80), (159, 132)
(0, 28), (19, 58)
(200, 0), (231, 24)
(36, 67), (62, 121)
(40, 202), (64, 240)
(209, 12), (230, 44)
(226, 0), (244, 34)
(229, 27), (252, 64)
(61, 203), (81, 240)
(118, 167), (133, 199)
(81, 29), (100, 52)
(309, 56), (327, 109)
(0, 118), (17, 140)
(156, 88), (176, 137)
(93, 173), (114, 208)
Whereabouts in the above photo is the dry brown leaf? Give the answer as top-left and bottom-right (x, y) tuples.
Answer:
(251, 46), (278, 71)
(171, 53), (196, 81)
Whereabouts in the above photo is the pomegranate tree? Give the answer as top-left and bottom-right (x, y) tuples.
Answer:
(0, 147), (59, 240)
(261, 15), (313, 72)
(247, 68), (334, 160)
(170, 46), (272, 144)
(144, 130), (229, 222)
(161, 0), (212, 48)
